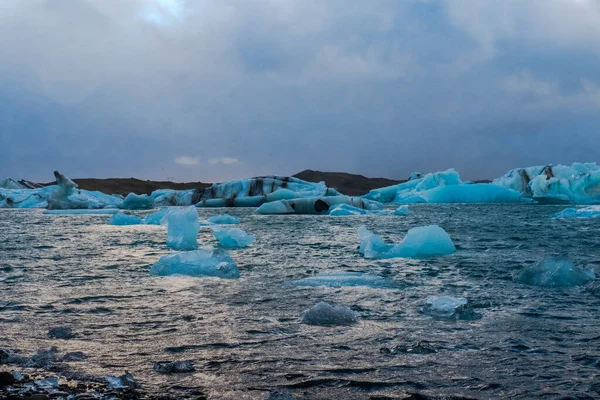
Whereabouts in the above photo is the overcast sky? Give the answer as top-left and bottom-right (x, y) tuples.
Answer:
(1, 0), (599, 182)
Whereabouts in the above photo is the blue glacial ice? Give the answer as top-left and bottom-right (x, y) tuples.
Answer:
(363, 169), (530, 204)
(328, 203), (389, 216)
(108, 212), (144, 226)
(211, 226), (255, 248)
(0, 178), (25, 189)
(288, 272), (398, 289)
(393, 205), (409, 216)
(422, 296), (468, 319)
(208, 214), (240, 225)
(143, 208), (172, 225)
(516, 257), (595, 288)
(257, 196), (384, 215)
(162, 206), (200, 250)
(300, 302), (358, 326)
(121, 193), (155, 210)
(359, 225), (455, 259)
(43, 209), (119, 215)
(150, 249), (240, 278)
(553, 205), (600, 219)
(493, 162), (600, 204)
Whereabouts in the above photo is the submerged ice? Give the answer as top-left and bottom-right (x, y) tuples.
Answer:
(359, 225), (456, 259)
(150, 249), (240, 279)
(516, 257), (595, 288)
(300, 302), (358, 326)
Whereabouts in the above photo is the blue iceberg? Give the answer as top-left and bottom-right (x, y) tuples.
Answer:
(553, 206), (600, 219)
(516, 257), (595, 288)
(393, 205), (409, 216)
(359, 225), (456, 259)
(162, 206), (200, 250)
(211, 226), (255, 248)
(143, 207), (172, 225)
(208, 214), (240, 225)
(257, 196), (383, 215)
(328, 203), (389, 216)
(121, 193), (155, 210)
(108, 212), (144, 225)
(150, 249), (240, 278)
(288, 272), (397, 289)
(300, 302), (358, 326)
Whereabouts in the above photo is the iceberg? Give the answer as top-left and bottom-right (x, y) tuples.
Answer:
(422, 296), (468, 319)
(300, 302), (358, 326)
(493, 163), (600, 204)
(211, 226), (255, 248)
(0, 178), (25, 189)
(359, 225), (455, 259)
(288, 272), (398, 289)
(393, 205), (409, 216)
(257, 196), (384, 215)
(108, 212), (144, 226)
(143, 207), (172, 225)
(162, 206), (200, 250)
(150, 249), (240, 278)
(43, 209), (119, 215)
(207, 214), (240, 225)
(363, 169), (530, 204)
(121, 193), (155, 210)
(328, 203), (389, 216)
(553, 205), (600, 219)
(515, 257), (595, 288)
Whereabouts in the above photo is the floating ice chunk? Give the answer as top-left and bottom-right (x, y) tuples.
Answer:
(257, 196), (383, 215)
(47, 327), (75, 339)
(359, 225), (455, 259)
(288, 272), (397, 289)
(393, 205), (409, 216)
(153, 360), (195, 374)
(554, 206), (600, 219)
(143, 208), (171, 225)
(254, 201), (295, 214)
(516, 257), (595, 288)
(328, 203), (389, 216)
(211, 226), (255, 248)
(208, 214), (240, 225)
(26, 347), (57, 369)
(34, 376), (59, 388)
(108, 212), (144, 226)
(423, 296), (468, 318)
(150, 249), (240, 278)
(43, 209), (119, 215)
(300, 302), (358, 326)
(162, 206), (200, 250)
(105, 371), (136, 389)
(121, 193), (155, 210)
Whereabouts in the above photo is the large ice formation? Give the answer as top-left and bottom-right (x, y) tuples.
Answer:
(108, 212), (144, 226)
(422, 296), (469, 319)
(553, 205), (600, 219)
(150, 249), (240, 278)
(363, 169), (530, 204)
(211, 226), (255, 248)
(300, 302), (358, 326)
(515, 257), (595, 288)
(359, 225), (456, 259)
(288, 272), (397, 289)
(328, 203), (389, 216)
(493, 163), (600, 204)
(161, 206), (200, 250)
(121, 193), (155, 210)
(257, 196), (384, 215)
(207, 214), (240, 225)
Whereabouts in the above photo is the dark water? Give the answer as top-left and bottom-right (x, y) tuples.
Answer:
(1, 205), (599, 399)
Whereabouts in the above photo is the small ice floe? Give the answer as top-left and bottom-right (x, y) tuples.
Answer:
(153, 360), (195, 374)
(43, 209), (119, 215)
(422, 296), (468, 319)
(34, 376), (59, 389)
(300, 302), (358, 326)
(105, 371), (136, 389)
(393, 205), (409, 216)
(60, 351), (87, 362)
(121, 193), (155, 210)
(288, 272), (397, 289)
(26, 347), (57, 369)
(11, 370), (25, 382)
(211, 226), (255, 248)
(161, 206), (200, 250)
(553, 205), (600, 219)
(516, 257), (595, 288)
(328, 204), (388, 216)
(47, 327), (75, 340)
(107, 211), (143, 226)
(150, 249), (240, 279)
(359, 225), (455, 259)
(208, 214), (240, 225)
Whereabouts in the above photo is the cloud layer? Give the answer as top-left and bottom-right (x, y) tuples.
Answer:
(1, 0), (599, 182)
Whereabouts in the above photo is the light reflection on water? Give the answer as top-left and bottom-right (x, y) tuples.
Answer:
(0, 205), (599, 399)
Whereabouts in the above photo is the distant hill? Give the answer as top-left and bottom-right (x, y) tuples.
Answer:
(293, 169), (404, 196)
(44, 178), (210, 196)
